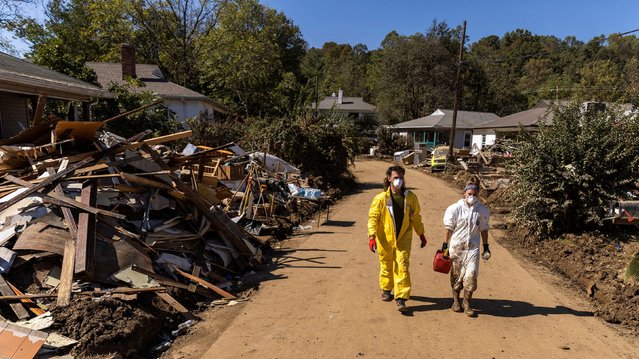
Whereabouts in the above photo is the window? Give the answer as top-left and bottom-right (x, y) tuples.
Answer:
(464, 131), (472, 147)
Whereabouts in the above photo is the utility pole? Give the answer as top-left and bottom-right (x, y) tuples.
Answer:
(448, 20), (467, 165)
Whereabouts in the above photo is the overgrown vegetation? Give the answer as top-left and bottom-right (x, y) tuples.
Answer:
(375, 126), (414, 155)
(188, 112), (359, 187)
(92, 83), (183, 138)
(511, 102), (639, 237)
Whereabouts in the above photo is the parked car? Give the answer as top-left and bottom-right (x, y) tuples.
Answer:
(431, 145), (448, 172)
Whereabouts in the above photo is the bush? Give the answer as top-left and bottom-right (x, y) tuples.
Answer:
(376, 126), (414, 155)
(187, 112), (247, 147)
(511, 102), (639, 237)
(244, 114), (357, 187)
(92, 84), (183, 139)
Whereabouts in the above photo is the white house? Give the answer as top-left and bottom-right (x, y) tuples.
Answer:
(391, 109), (499, 149)
(87, 45), (228, 123)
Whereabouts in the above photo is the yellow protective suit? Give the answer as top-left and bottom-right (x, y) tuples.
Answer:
(368, 189), (425, 300)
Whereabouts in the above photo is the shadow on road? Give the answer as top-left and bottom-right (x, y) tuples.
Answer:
(322, 220), (356, 227)
(349, 181), (384, 195)
(409, 296), (594, 318)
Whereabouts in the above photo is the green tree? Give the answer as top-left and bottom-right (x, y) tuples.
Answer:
(367, 22), (459, 124)
(199, 0), (306, 117)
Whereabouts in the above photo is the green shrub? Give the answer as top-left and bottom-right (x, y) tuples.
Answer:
(511, 102), (639, 237)
(375, 126), (414, 155)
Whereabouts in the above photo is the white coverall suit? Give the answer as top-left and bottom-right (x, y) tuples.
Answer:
(443, 199), (490, 293)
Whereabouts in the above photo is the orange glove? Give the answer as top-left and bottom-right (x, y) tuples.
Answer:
(369, 237), (377, 253)
(419, 234), (427, 248)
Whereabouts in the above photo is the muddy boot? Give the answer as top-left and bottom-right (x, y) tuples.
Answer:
(381, 290), (392, 302)
(463, 290), (476, 317)
(451, 290), (462, 312)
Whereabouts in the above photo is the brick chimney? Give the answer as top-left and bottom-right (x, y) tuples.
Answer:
(121, 43), (136, 79)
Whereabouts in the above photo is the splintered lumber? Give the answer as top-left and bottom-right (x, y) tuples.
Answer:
(155, 292), (193, 318)
(56, 232), (76, 307)
(31, 95), (47, 127)
(140, 144), (256, 259)
(0, 157), (93, 215)
(3, 174), (126, 220)
(6, 280), (46, 316)
(0, 274), (29, 319)
(130, 265), (214, 298)
(75, 182), (96, 278)
(127, 130), (193, 150)
(47, 168), (78, 238)
(102, 99), (164, 125)
(175, 268), (237, 299)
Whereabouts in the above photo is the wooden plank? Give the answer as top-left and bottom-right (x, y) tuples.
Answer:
(0, 274), (29, 319)
(188, 265), (201, 292)
(0, 157), (94, 215)
(175, 268), (237, 299)
(156, 292), (194, 318)
(31, 95), (47, 126)
(102, 99), (163, 124)
(47, 168), (78, 238)
(75, 182), (96, 278)
(6, 280), (46, 316)
(3, 174), (126, 220)
(56, 234), (76, 306)
(139, 144), (256, 259)
(125, 130), (192, 150)
(10, 325), (47, 359)
(128, 265), (212, 296)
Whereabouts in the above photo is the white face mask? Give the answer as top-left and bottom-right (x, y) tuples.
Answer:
(392, 178), (403, 189)
(466, 195), (477, 206)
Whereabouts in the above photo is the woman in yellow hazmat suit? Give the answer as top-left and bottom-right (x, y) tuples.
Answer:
(367, 165), (427, 312)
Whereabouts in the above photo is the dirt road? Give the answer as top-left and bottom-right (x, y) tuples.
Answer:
(166, 159), (638, 358)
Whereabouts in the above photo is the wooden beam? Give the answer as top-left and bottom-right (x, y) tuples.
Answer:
(155, 292), (193, 318)
(46, 168), (78, 238)
(139, 143), (256, 259)
(175, 268), (237, 299)
(3, 174), (126, 220)
(31, 95), (47, 126)
(0, 274), (29, 319)
(75, 182), (96, 278)
(0, 157), (93, 215)
(56, 233), (76, 307)
(130, 265), (214, 298)
(6, 280), (46, 316)
(102, 99), (163, 125)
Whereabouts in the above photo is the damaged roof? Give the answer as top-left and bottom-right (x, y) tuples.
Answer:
(0, 52), (113, 101)
(86, 62), (229, 114)
(393, 109), (499, 129)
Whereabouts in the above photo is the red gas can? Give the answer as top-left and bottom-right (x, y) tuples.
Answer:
(433, 250), (452, 274)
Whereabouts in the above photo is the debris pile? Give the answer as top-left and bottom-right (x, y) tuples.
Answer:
(0, 110), (329, 357)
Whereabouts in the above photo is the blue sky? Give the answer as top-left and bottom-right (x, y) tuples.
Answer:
(261, 0), (639, 49)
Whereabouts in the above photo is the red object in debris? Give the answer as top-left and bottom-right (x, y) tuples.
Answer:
(433, 250), (452, 274)
(622, 209), (635, 222)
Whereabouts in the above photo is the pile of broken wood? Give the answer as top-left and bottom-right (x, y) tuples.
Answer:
(0, 111), (270, 355)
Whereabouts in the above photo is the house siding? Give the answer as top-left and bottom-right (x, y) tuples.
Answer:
(0, 93), (28, 138)
(165, 99), (215, 123)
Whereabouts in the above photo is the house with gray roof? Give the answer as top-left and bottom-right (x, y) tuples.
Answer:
(0, 51), (112, 139)
(312, 90), (376, 119)
(87, 45), (228, 123)
(391, 109), (499, 149)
